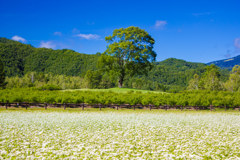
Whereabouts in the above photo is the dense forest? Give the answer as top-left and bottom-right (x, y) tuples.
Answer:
(0, 37), (231, 92)
(0, 38), (99, 77)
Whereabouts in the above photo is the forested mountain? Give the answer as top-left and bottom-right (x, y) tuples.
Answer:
(0, 37), (230, 91)
(0, 38), (99, 77)
(151, 58), (207, 86)
(125, 58), (229, 91)
(207, 55), (240, 70)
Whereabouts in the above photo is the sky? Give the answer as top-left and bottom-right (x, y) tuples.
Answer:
(1, 0), (240, 63)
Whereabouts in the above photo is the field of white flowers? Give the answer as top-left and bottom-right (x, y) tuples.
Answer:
(0, 110), (240, 159)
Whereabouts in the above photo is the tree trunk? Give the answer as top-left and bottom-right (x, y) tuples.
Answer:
(118, 69), (125, 88)
(118, 78), (123, 88)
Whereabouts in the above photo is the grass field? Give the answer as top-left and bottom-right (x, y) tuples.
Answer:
(0, 109), (240, 159)
(63, 87), (164, 93)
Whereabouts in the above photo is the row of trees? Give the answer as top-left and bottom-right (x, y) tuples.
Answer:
(1, 89), (240, 108)
(5, 72), (114, 90)
(4, 71), (171, 91)
(188, 64), (240, 92)
(0, 63), (235, 92)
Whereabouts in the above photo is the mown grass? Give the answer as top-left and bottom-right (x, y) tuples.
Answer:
(63, 87), (164, 93)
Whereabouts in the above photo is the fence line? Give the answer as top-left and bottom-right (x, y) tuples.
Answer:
(1, 102), (240, 111)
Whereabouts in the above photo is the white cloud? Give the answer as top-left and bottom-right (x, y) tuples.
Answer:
(11, 35), (27, 43)
(40, 41), (56, 49)
(226, 38), (240, 57)
(54, 32), (62, 36)
(75, 33), (100, 40)
(234, 38), (240, 49)
(155, 20), (167, 29)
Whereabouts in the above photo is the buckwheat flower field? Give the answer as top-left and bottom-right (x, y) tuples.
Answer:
(0, 110), (240, 159)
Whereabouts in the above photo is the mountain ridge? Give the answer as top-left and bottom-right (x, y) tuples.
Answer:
(207, 55), (240, 69)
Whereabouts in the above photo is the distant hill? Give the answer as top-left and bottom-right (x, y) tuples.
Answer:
(149, 58), (207, 86)
(207, 55), (240, 70)
(0, 37), (99, 77)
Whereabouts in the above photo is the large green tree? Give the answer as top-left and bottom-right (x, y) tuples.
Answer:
(0, 59), (6, 88)
(100, 26), (156, 88)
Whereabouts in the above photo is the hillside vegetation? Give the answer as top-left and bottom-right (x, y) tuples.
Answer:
(0, 38), (230, 91)
(0, 38), (99, 77)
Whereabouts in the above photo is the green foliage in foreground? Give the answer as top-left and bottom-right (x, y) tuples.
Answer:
(1, 88), (240, 108)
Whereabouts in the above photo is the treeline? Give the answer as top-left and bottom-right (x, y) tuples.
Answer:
(5, 72), (87, 90)
(188, 64), (240, 92)
(5, 71), (118, 90)
(4, 71), (169, 91)
(4, 64), (232, 93)
(0, 89), (240, 109)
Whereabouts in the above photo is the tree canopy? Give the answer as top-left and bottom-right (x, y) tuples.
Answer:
(187, 64), (223, 91)
(100, 26), (157, 88)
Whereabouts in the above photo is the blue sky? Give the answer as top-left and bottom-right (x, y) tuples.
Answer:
(1, 0), (240, 63)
